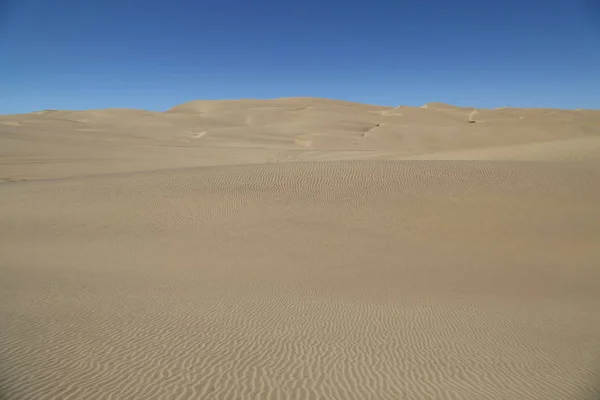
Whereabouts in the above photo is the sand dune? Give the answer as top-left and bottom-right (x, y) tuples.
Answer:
(1, 99), (600, 399)
(1, 97), (599, 181)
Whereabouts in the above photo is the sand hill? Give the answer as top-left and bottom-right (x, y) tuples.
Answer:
(1, 98), (599, 399)
(1, 97), (600, 181)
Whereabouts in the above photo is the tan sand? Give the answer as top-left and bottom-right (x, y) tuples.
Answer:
(1, 98), (600, 399)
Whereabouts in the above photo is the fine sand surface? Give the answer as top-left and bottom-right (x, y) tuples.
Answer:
(1, 98), (600, 399)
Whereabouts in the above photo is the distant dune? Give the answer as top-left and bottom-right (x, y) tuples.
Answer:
(1, 98), (600, 399)
(1, 97), (599, 180)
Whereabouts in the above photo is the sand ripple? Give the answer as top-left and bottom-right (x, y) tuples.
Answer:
(1, 161), (599, 399)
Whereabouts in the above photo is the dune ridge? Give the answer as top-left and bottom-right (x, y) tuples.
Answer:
(1, 97), (599, 181)
(1, 99), (600, 399)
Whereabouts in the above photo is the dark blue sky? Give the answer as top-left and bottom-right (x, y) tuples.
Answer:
(1, 0), (599, 113)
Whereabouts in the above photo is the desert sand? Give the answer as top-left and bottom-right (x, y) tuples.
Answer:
(1, 98), (599, 399)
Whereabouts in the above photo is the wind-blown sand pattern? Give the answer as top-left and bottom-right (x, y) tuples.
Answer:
(1, 98), (600, 399)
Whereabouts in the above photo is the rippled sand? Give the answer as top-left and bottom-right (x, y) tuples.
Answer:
(1, 99), (600, 399)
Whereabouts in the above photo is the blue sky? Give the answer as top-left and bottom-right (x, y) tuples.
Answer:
(1, 0), (599, 114)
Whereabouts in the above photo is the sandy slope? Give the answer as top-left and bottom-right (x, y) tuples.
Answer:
(1, 98), (599, 181)
(1, 99), (600, 399)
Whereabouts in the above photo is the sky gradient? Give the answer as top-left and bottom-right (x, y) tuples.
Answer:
(1, 0), (599, 114)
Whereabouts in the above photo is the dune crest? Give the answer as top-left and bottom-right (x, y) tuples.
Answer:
(1, 97), (599, 181)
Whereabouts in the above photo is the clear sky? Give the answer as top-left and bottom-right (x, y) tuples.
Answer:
(1, 0), (599, 114)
